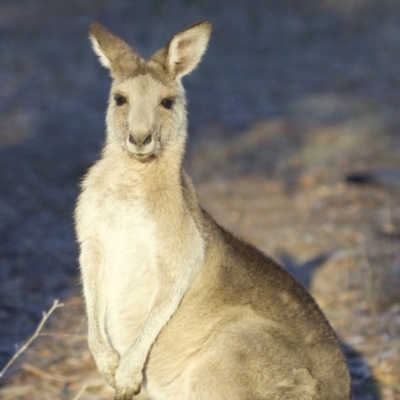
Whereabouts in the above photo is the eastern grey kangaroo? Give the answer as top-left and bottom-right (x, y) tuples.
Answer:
(75, 20), (351, 400)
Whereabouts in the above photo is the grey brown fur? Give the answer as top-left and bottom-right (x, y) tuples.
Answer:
(75, 20), (351, 400)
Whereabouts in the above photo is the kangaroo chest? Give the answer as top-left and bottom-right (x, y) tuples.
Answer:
(97, 193), (159, 356)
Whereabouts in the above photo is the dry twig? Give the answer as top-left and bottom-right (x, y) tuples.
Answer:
(71, 384), (88, 400)
(0, 299), (64, 378)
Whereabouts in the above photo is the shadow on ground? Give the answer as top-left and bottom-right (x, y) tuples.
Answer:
(280, 252), (382, 399)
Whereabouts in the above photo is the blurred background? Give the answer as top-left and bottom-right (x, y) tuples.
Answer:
(0, 0), (399, 399)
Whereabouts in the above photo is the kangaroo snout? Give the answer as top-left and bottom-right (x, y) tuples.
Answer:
(126, 131), (155, 156)
(128, 132), (152, 147)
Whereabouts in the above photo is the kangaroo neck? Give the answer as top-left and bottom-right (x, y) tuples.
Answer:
(102, 142), (186, 209)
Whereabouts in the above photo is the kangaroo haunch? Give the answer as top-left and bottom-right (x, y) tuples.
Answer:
(75, 20), (351, 400)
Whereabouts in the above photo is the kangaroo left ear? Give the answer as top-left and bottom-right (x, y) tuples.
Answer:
(89, 22), (140, 77)
(153, 21), (212, 79)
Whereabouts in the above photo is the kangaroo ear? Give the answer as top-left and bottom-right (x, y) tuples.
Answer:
(153, 21), (212, 79)
(89, 22), (140, 76)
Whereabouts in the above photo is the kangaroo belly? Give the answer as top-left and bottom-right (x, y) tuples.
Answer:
(101, 206), (158, 356)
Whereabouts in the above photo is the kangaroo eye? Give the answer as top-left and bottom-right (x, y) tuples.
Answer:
(114, 95), (127, 106)
(161, 98), (174, 110)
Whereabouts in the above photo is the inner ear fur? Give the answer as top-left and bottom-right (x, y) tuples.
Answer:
(152, 20), (212, 79)
(89, 22), (140, 77)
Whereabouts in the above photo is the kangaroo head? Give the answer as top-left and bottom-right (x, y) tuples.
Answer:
(89, 21), (211, 161)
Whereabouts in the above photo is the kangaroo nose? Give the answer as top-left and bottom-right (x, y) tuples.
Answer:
(142, 133), (152, 146)
(129, 133), (152, 147)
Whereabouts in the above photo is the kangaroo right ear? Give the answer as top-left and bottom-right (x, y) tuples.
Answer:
(152, 21), (212, 80)
(89, 22), (139, 76)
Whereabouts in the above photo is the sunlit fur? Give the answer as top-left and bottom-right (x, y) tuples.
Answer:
(75, 21), (351, 400)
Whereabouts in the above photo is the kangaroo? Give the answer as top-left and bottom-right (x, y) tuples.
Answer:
(75, 21), (352, 400)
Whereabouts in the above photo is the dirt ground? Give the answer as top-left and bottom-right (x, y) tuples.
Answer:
(0, 0), (400, 399)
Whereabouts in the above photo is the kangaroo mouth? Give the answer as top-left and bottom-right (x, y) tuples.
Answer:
(129, 151), (156, 162)
(125, 137), (157, 161)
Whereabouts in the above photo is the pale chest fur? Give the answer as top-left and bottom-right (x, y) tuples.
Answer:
(78, 169), (161, 356)
(77, 159), (205, 358)
(102, 197), (159, 356)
